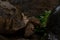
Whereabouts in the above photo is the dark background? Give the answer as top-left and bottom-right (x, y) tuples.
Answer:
(8, 0), (58, 16)
(22, 0), (58, 16)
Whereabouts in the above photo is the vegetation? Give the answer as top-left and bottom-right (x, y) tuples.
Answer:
(35, 10), (51, 40)
(35, 10), (51, 32)
(37, 10), (51, 27)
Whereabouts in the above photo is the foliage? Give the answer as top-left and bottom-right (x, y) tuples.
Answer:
(36, 10), (51, 27)
(35, 10), (51, 40)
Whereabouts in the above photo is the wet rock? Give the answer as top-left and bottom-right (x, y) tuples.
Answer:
(46, 5), (60, 40)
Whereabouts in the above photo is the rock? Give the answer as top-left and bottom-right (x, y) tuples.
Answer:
(0, 0), (25, 34)
(0, 0), (41, 39)
(22, 13), (29, 25)
(0, 1), (16, 10)
(24, 23), (34, 37)
(46, 5), (60, 40)
(29, 17), (40, 24)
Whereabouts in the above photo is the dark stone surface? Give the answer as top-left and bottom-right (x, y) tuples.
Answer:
(46, 5), (60, 40)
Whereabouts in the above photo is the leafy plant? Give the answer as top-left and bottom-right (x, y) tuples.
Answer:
(36, 10), (51, 27)
(35, 10), (51, 32)
(35, 10), (51, 39)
